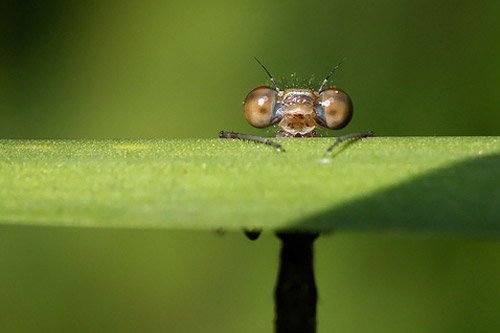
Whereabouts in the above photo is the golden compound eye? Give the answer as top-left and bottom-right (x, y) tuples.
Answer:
(243, 86), (277, 128)
(315, 88), (353, 129)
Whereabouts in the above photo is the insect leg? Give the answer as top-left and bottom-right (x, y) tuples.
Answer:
(326, 130), (375, 154)
(219, 130), (284, 152)
(244, 229), (262, 241)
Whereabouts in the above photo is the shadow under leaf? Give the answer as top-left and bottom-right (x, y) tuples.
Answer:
(291, 154), (500, 234)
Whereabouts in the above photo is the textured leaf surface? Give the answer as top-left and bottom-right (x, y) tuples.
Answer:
(0, 137), (498, 233)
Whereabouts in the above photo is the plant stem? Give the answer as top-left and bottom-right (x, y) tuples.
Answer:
(275, 232), (319, 333)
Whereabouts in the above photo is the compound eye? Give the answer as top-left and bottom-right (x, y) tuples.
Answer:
(243, 86), (277, 128)
(316, 88), (353, 129)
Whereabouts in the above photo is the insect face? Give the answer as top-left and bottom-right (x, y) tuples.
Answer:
(243, 86), (353, 137)
(275, 89), (317, 137)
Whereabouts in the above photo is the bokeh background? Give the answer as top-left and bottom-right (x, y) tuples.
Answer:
(1, 1), (499, 332)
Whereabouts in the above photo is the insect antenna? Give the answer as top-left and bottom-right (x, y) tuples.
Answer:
(254, 57), (280, 92)
(318, 58), (346, 92)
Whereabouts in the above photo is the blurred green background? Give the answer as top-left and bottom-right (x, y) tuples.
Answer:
(1, 1), (499, 332)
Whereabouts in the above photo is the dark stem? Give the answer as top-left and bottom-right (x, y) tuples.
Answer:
(275, 232), (319, 333)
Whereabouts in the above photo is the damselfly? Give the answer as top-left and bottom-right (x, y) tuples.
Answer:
(220, 58), (374, 153)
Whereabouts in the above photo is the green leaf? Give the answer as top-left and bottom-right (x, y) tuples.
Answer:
(0, 137), (499, 233)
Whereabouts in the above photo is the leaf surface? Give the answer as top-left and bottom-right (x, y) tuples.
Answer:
(0, 137), (498, 233)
